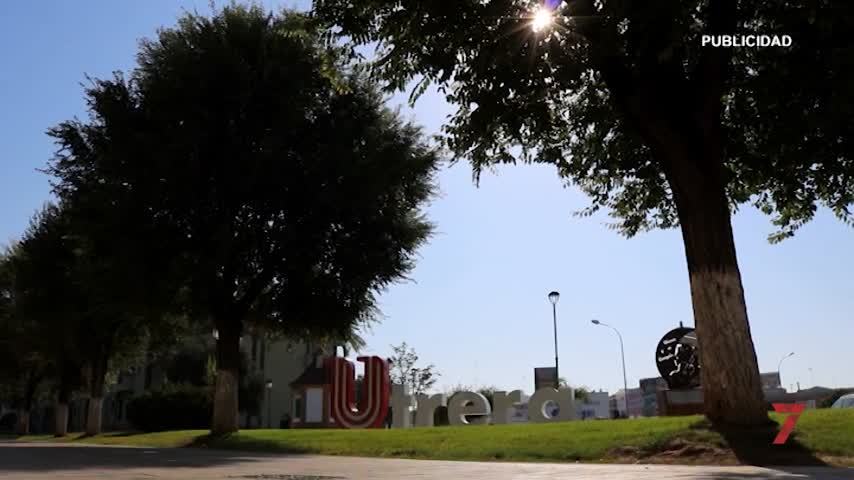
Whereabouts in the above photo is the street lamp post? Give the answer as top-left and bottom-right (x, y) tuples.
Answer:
(548, 291), (560, 389)
(778, 352), (795, 389)
(265, 379), (273, 428)
(592, 320), (629, 417)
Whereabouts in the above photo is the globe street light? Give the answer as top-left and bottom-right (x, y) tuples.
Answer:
(592, 319), (629, 417)
(548, 291), (560, 389)
(778, 352), (795, 389)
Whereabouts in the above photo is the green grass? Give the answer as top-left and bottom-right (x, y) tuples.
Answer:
(15, 409), (854, 466)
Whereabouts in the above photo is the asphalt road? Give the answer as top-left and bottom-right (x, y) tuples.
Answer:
(1, 442), (853, 480)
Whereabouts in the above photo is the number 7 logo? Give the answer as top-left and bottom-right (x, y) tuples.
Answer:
(772, 403), (806, 444)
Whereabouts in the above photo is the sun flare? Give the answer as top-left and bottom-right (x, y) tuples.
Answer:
(531, 7), (554, 33)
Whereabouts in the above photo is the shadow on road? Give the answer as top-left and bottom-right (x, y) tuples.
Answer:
(0, 442), (293, 473)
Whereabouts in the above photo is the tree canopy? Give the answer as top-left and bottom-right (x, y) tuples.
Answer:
(314, 0), (854, 239)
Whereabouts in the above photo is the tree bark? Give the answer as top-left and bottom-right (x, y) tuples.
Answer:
(211, 319), (242, 435)
(55, 403), (69, 437)
(14, 409), (30, 436)
(15, 370), (42, 436)
(85, 355), (108, 436)
(55, 383), (72, 437)
(85, 397), (103, 436)
(664, 143), (769, 426)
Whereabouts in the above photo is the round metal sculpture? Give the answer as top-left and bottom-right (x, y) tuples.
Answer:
(656, 326), (701, 389)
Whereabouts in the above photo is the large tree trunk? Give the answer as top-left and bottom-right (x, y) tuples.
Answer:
(55, 382), (72, 437)
(85, 356), (108, 436)
(15, 370), (41, 435)
(665, 143), (769, 426)
(85, 398), (103, 436)
(55, 403), (69, 437)
(15, 409), (30, 436)
(211, 320), (242, 435)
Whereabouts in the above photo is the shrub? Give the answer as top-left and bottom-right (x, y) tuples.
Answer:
(127, 384), (212, 432)
(820, 389), (854, 409)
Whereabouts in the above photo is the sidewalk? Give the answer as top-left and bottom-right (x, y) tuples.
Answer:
(1, 442), (853, 479)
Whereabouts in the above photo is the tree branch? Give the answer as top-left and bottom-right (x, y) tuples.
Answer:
(694, 0), (738, 125)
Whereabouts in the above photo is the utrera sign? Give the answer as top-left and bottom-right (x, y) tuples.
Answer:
(323, 356), (576, 429)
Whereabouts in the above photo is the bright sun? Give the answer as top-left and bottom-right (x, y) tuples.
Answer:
(531, 7), (554, 32)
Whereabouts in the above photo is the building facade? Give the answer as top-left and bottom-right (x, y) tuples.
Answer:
(576, 391), (610, 419)
(612, 387), (644, 417)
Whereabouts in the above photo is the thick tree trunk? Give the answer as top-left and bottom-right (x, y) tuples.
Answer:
(15, 370), (41, 436)
(85, 398), (103, 436)
(55, 369), (74, 436)
(211, 320), (242, 435)
(665, 146), (769, 426)
(85, 356), (108, 436)
(15, 409), (30, 436)
(55, 403), (69, 437)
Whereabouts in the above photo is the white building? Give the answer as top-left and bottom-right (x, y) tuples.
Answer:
(612, 388), (644, 418)
(576, 391), (610, 420)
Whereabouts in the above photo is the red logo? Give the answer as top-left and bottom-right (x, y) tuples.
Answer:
(772, 403), (806, 444)
(325, 356), (390, 429)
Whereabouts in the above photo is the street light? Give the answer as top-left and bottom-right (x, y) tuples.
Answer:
(778, 352), (795, 389)
(265, 379), (273, 428)
(548, 291), (560, 389)
(592, 319), (629, 417)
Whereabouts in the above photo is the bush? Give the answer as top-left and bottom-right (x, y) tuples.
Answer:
(820, 389), (854, 408)
(127, 385), (212, 432)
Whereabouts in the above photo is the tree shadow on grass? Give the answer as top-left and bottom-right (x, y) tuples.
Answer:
(693, 419), (828, 467)
(97, 431), (141, 438)
(191, 433), (312, 455)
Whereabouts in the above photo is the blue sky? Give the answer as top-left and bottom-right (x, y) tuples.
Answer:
(2, 1), (852, 395)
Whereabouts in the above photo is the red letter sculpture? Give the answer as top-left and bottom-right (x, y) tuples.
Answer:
(326, 356), (390, 429)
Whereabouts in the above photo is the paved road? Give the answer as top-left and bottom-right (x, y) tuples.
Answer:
(1, 442), (853, 480)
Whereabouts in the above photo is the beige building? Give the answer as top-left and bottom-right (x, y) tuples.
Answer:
(248, 336), (333, 428)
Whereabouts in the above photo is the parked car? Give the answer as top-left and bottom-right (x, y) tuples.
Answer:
(831, 394), (854, 409)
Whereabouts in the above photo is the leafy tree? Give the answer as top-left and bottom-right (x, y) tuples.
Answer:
(0, 246), (48, 435)
(11, 205), (155, 435)
(47, 5), (438, 434)
(389, 342), (440, 395)
(313, 0), (854, 425)
(9, 208), (82, 436)
(558, 377), (589, 401)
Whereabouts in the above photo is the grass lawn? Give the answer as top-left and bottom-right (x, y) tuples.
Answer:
(16, 409), (854, 466)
